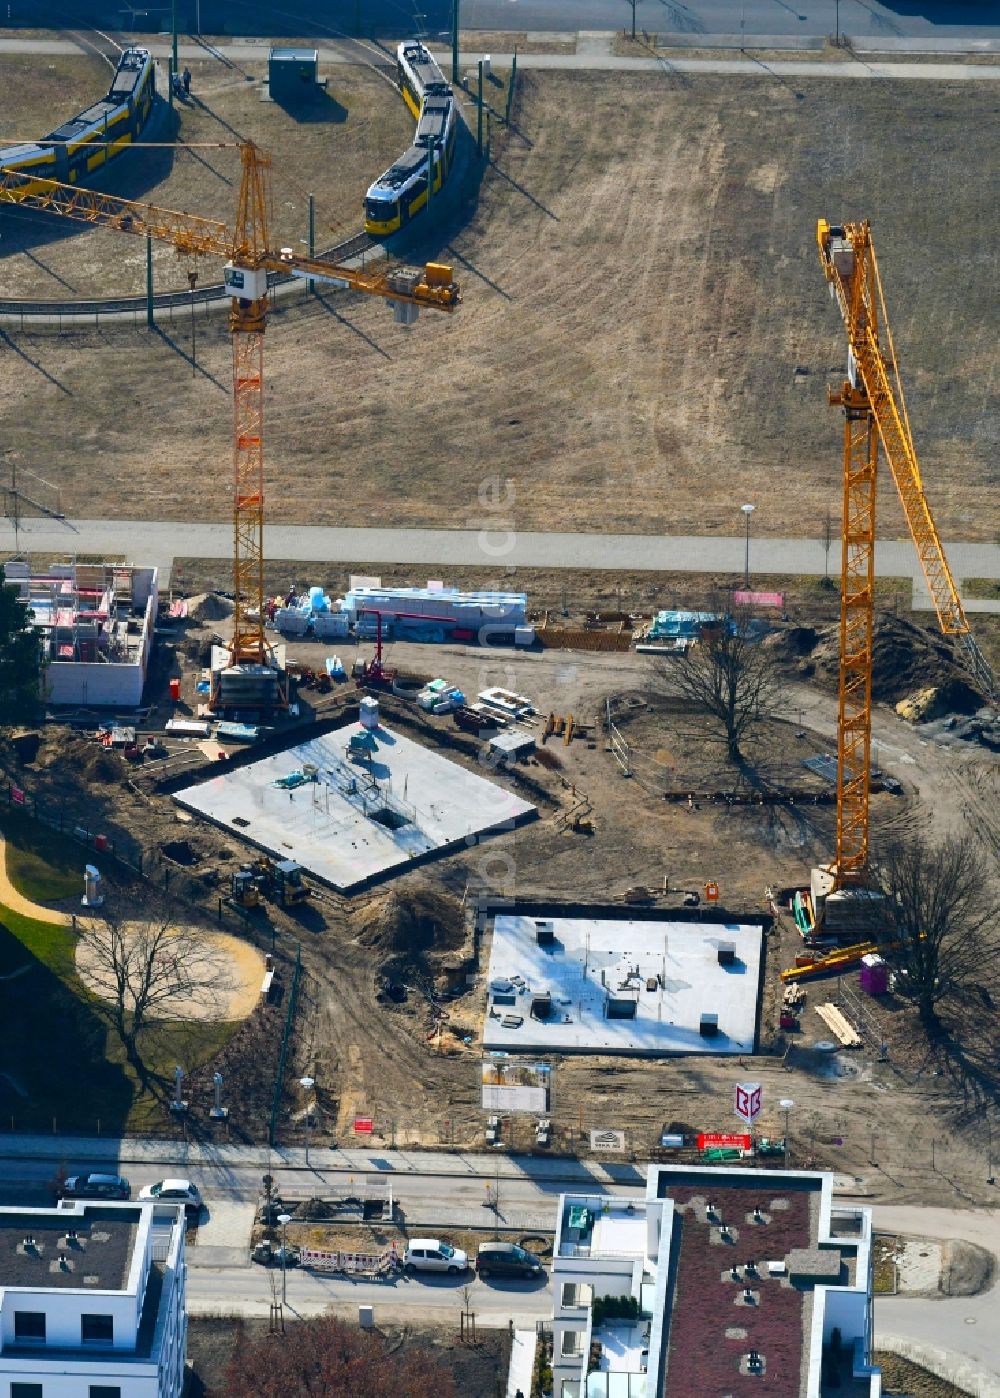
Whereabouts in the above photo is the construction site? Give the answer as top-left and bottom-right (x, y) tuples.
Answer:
(0, 21), (998, 1394)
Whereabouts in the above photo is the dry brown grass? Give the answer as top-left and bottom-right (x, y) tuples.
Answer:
(0, 69), (996, 542)
(0, 52), (111, 145)
(0, 58), (412, 296)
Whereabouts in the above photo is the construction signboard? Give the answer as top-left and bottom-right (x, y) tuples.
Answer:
(481, 1058), (551, 1114)
(590, 1128), (626, 1153)
(697, 1132), (751, 1152)
(734, 1082), (762, 1126)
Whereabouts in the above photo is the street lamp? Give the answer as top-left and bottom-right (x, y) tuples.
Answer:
(187, 269), (198, 377)
(277, 1213), (292, 1303)
(780, 1098), (794, 1169)
(741, 503), (755, 589)
(299, 1076), (315, 1167)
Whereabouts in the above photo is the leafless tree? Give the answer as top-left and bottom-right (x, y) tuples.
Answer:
(869, 833), (998, 1033)
(76, 913), (230, 1068)
(667, 611), (782, 762)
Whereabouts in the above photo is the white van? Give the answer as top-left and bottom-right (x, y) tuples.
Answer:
(403, 1239), (469, 1275)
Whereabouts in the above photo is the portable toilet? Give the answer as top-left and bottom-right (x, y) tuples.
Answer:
(359, 696), (380, 731)
(859, 954), (888, 996)
(82, 865), (104, 908)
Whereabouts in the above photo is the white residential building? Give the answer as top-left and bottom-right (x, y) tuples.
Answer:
(551, 1164), (880, 1397)
(0, 1199), (186, 1398)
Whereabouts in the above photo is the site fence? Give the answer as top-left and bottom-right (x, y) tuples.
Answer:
(269, 943), (302, 1147)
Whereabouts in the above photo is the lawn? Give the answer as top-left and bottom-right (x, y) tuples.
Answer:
(0, 892), (241, 1136)
(1, 813), (82, 904)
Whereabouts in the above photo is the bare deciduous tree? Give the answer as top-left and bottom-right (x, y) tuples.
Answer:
(76, 914), (226, 1068)
(667, 611), (781, 762)
(869, 833), (997, 1033)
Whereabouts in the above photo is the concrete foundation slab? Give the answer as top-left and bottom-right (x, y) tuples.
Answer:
(174, 723), (535, 892)
(484, 914), (762, 1055)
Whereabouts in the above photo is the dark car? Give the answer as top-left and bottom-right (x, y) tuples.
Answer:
(61, 1172), (131, 1201)
(475, 1242), (544, 1280)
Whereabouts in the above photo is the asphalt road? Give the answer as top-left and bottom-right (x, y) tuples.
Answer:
(6, 517), (1000, 601)
(2, 1138), (999, 1372)
(157, 1), (1000, 43)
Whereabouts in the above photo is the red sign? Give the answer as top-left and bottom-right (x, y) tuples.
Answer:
(353, 1116), (374, 1135)
(697, 1132), (751, 1152)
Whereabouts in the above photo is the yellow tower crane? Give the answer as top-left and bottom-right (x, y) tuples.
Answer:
(814, 218), (995, 926)
(0, 142), (460, 708)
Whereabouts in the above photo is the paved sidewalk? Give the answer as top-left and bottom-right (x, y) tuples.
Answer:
(0, 36), (999, 82)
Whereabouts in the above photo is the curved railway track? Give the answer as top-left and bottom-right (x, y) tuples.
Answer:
(0, 231), (377, 319)
(0, 22), (391, 322)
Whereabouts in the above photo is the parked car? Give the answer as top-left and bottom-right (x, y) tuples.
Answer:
(138, 1179), (202, 1218)
(475, 1242), (544, 1280)
(403, 1239), (468, 1275)
(61, 1172), (130, 1201)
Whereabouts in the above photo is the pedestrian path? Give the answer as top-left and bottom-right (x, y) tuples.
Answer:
(506, 1329), (536, 1398)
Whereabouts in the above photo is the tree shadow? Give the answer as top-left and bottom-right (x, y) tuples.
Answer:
(0, 918), (133, 1134)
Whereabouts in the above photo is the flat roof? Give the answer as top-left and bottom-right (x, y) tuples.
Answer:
(484, 914), (762, 1055)
(0, 1208), (139, 1291)
(175, 723), (535, 893)
(657, 1176), (823, 1398)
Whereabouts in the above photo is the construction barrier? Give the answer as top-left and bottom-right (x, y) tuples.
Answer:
(537, 626), (633, 652)
(300, 1246), (397, 1275)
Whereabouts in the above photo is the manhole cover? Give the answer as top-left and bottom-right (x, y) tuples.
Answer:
(964, 1317), (977, 1326)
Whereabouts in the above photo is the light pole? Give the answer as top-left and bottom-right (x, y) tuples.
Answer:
(187, 269), (198, 376)
(277, 1213), (292, 1303)
(835, 0), (841, 46)
(780, 1098), (794, 1168)
(299, 1076), (315, 1167)
(741, 503), (755, 589)
(740, 0), (745, 52)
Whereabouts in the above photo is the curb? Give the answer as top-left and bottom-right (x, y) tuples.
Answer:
(876, 1334), (1000, 1398)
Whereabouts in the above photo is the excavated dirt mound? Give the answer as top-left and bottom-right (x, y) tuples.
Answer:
(185, 591), (234, 623)
(351, 880), (467, 959)
(765, 615), (985, 707)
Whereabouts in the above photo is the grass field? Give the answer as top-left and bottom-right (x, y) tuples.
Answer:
(0, 56), (412, 297)
(2, 813), (82, 903)
(0, 832), (241, 1134)
(0, 69), (997, 543)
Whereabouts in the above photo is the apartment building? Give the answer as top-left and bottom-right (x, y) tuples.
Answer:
(0, 1199), (186, 1398)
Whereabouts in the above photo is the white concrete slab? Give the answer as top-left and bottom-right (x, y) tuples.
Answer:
(174, 724), (535, 892)
(484, 915), (762, 1056)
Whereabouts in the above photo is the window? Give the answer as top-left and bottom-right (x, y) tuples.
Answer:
(13, 1311), (46, 1342)
(81, 1313), (114, 1344)
(11, 1383), (44, 1398)
(89, 1388), (121, 1398)
(560, 1328), (583, 1357)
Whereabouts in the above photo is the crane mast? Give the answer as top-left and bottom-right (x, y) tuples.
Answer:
(0, 144), (460, 706)
(817, 219), (995, 901)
